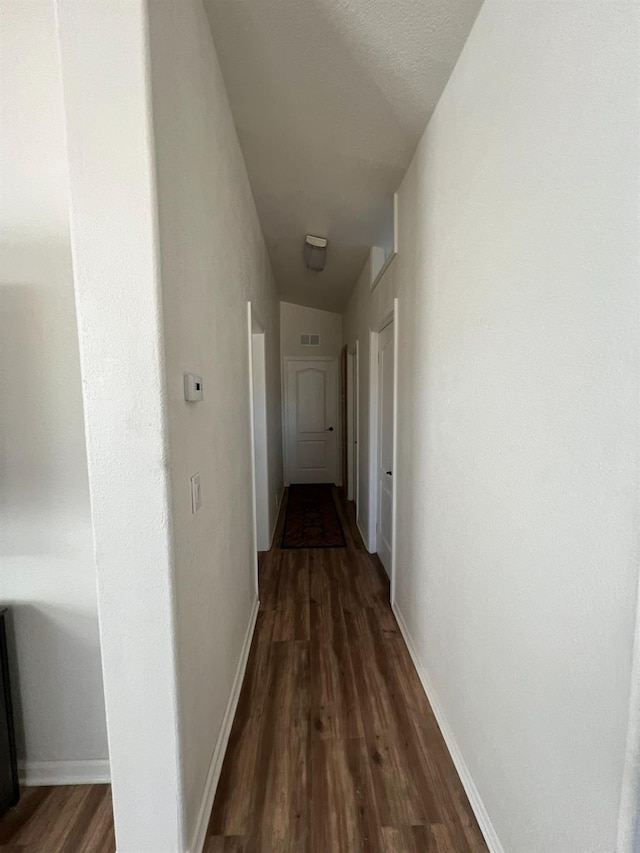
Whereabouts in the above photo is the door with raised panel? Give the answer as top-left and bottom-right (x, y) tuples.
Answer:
(285, 359), (338, 484)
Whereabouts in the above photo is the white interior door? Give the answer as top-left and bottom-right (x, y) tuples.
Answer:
(347, 352), (354, 501)
(251, 331), (270, 551)
(351, 347), (359, 512)
(285, 359), (338, 484)
(376, 323), (394, 575)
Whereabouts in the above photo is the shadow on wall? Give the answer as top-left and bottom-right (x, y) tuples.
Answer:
(3, 602), (107, 764)
(1, 242), (109, 766)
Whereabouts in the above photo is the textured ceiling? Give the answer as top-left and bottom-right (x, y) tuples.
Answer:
(204, 0), (483, 312)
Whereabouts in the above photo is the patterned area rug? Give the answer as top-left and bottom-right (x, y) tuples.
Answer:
(282, 484), (346, 549)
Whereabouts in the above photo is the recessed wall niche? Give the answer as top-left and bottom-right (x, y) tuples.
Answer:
(370, 192), (398, 291)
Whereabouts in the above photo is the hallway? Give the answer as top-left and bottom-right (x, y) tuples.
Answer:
(206, 488), (487, 852)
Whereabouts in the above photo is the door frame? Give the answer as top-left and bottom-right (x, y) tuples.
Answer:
(341, 345), (348, 491)
(368, 299), (399, 603)
(282, 356), (341, 486)
(346, 341), (359, 511)
(247, 302), (269, 598)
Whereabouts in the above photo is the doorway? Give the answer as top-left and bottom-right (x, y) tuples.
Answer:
(283, 357), (339, 484)
(346, 342), (359, 512)
(369, 302), (398, 588)
(247, 304), (270, 569)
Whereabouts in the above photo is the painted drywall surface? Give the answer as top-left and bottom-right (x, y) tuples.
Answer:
(55, 2), (182, 849)
(146, 0), (283, 844)
(0, 0), (108, 772)
(204, 0), (483, 311)
(281, 301), (343, 359)
(344, 2), (640, 850)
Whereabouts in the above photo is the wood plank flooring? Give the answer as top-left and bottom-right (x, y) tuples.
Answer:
(207, 487), (488, 852)
(0, 487), (486, 852)
(0, 784), (115, 852)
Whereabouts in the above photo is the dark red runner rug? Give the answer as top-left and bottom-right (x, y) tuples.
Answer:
(281, 484), (346, 549)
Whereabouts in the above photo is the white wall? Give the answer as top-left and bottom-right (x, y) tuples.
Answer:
(344, 3), (640, 851)
(146, 0), (283, 846)
(55, 1), (183, 849)
(280, 300), (343, 358)
(0, 0), (108, 782)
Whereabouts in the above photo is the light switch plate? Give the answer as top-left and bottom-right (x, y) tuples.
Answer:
(190, 473), (201, 513)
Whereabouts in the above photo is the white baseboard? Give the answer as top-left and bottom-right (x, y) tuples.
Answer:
(19, 758), (110, 786)
(187, 595), (259, 853)
(356, 517), (373, 552)
(391, 602), (504, 853)
(270, 488), (285, 548)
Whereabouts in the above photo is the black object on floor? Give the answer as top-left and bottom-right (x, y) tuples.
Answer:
(0, 607), (19, 817)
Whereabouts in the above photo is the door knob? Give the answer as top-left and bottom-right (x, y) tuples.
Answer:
(386, 470), (392, 476)
(327, 426), (334, 431)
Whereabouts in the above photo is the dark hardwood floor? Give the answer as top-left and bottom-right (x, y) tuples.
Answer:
(0, 488), (486, 852)
(0, 784), (115, 852)
(207, 488), (488, 852)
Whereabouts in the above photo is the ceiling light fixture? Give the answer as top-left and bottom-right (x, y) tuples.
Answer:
(304, 235), (328, 272)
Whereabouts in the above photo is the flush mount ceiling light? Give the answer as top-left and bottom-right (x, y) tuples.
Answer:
(304, 235), (328, 272)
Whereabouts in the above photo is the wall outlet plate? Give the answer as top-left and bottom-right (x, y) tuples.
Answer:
(184, 374), (203, 402)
